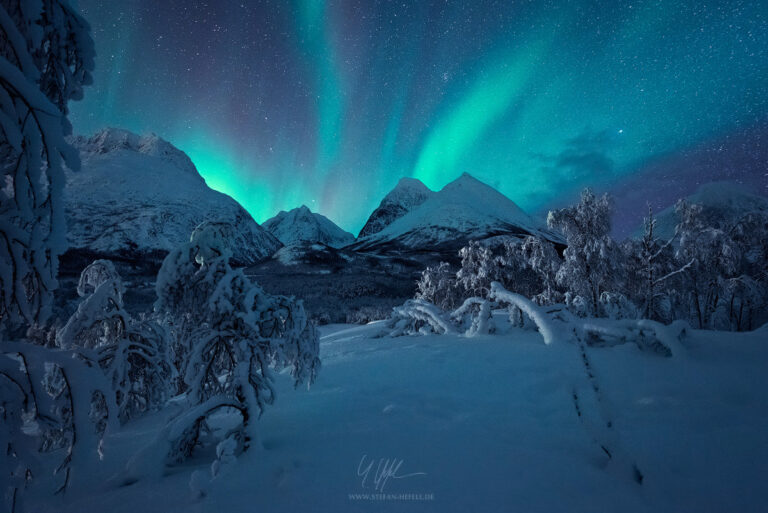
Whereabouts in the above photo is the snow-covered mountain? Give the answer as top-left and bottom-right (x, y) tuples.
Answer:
(357, 177), (433, 238)
(652, 181), (768, 239)
(262, 205), (354, 248)
(352, 173), (560, 252)
(64, 128), (282, 266)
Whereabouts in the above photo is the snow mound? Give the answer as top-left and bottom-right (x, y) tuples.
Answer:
(262, 205), (354, 248)
(353, 173), (560, 251)
(64, 128), (282, 266)
(357, 177), (433, 238)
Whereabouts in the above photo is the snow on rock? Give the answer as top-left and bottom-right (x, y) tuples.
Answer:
(262, 205), (354, 248)
(64, 128), (282, 265)
(652, 181), (768, 239)
(353, 173), (561, 252)
(357, 177), (433, 238)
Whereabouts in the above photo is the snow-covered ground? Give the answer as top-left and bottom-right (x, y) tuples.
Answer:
(33, 320), (768, 513)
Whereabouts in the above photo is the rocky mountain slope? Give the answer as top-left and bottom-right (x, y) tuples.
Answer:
(357, 177), (433, 238)
(63, 128), (282, 268)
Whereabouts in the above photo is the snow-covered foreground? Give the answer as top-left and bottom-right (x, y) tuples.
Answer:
(35, 321), (768, 513)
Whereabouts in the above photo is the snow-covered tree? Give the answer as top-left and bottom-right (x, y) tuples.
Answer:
(547, 189), (623, 317)
(673, 200), (739, 329)
(621, 206), (678, 321)
(153, 222), (320, 463)
(56, 260), (126, 349)
(1, 6), (100, 502)
(1, 339), (117, 505)
(491, 239), (538, 298)
(451, 297), (495, 336)
(723, 275), (764, 331)
(519, 236), (562, 305)
(415, 261), (459, 310)
(57, 260), (171, 423)
(0, 0), (94, 334)
(721, 211), (768, 330)
(598, 291), (639, 320)
(455, 241), (503, 299)
(387, 299), (457, 336)
(99, 316), (170, 424)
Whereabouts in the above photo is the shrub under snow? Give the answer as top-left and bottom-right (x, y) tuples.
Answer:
(145, 221), (320, 468)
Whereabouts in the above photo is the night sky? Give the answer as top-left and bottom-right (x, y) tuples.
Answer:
(69, 0), (768, 236)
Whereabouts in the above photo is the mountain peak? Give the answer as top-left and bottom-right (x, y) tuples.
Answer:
(395, 176), (428, 188)
(358, 177), (433, 238)
(352, 171), (561, 252)
(74, 127), (202, 180)
(442, 172), (488, 191)
(63, 128), (282, 265)
(263, 206), (354, 248)
(390, 177), (431, 197)
(77, 127), (163, 153)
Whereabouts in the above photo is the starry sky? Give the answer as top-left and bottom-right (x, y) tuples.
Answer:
(69, 0), (768, 237)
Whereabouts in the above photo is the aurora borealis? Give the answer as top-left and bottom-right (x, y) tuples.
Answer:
(69, 0), (767, 235)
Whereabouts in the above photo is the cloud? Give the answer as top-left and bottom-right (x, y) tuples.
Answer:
(536, 128), (617, 181)
(554, 149), (614, 180)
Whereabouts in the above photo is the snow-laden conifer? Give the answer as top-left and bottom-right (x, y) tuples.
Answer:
(0, 0), (94, 334)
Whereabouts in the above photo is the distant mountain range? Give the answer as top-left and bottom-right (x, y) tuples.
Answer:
(64, 129), (563, 271)
(61, 127), (768, 323)
(67, 128), (767, 276)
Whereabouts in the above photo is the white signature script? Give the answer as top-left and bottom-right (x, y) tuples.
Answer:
(356, 455), (427, 492)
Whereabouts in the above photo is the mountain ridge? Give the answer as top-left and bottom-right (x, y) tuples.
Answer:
(351, 172), (561, 252)
(63, 127), (282, 268)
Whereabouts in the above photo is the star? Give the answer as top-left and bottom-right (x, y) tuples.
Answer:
(68, 0), (768, 234)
